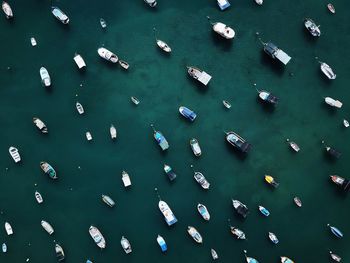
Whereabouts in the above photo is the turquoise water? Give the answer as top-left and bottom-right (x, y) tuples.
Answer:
(0, 0), (349, 262)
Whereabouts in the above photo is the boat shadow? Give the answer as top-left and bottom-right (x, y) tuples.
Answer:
(320, 102), (338, 116)
(224, 142), (249, 161)
(302, 30), (319, 43)
(259, 52), (285, 76)
(210, 31), (233, 52)
(256, 97), (276, 113)
(322, 150), (339, 163)
(186, 75), (209, 94)
(155, 48), (171, 57)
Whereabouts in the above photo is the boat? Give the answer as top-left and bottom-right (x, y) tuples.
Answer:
(330, 251), (341, 262)
(153, 28), (171, 53)
(257, 89), (278, 104)
(197, 203), (210, 221)
(102, 194), (115, 207)
(330, 175), (350, 192)
(225, 131), (252, 153)
(33, 117), (48, 133)
(343, 119), (349, 128)
(211, 248), (219, 260)
(281, 256), (294, 263)
(86, 131), (92, 141)
(55, 244), (65, 261)
(327, 224), (343, 238)
(193, 171), (210, 189)
(264, 175), (279, 188)
(190, 138), (201, 156)
(232, 199), (249, 218)
(131, 96), (140, 105)
(122, 171), (132, 187)
(5, 222), (13, 235)
(151, 124), (169, 151)
(304, 18), (321, 37)
(163, 164), (177, 181)
(35, 191), (43, 204)
(260, 39), (291, 65)
(179, 106), (197, 121)
(325, 97), (342, 108)
(293, 196), (302, 207)
(223, 100), (231, 109)
(119, 60), (129, 70)
(158, 200), (177, 226)
(187, 226), (203, 243)
(89, 226), (106, 248)
(8, 146), (21, 163)
(258, 205), (270, 216)
(41, 220), (54, 235)
(217, 0), (230, 10)
(40, 161), (57, 179)
(2, 1), (13, 19)
(230, 226), (246, 239)
(327, 3), (335, 14)
(97, 47), (118, 63)
(120, 236), (132, 254)
(244, 250), (260, 263)
(100, 18), (107, 28)
(86, 260), (93, 263)
(40, 67), (51, 87)
(75, 102), (84, 114)
(187, 66), (212, 86)
(144, 0), (157, 7)
(322, 141), (341, 158)
(320, 62), (336, 79)
(207, 16), (235, 39)
(51, 6), (69, 24)
(110, 124), (117, 139)
(73, 53), (86, 69)
(255, 0), (263, 5)
(286, 139), (300, 152)
(268, 232), (279, 244)
(2, 243), (6, 253)
(30, 37), (37, 46)
(156, 235), (167, 252)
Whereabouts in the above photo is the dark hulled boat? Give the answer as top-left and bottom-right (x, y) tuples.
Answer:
(257, 89), (279, 105)
(232, 199), (249, 218)
(330, 175), (350, 192)
(225, 131), (251, 153)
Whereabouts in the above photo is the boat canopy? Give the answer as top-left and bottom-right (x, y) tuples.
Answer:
(264, 42), (291, 65)
(74, 54), (86, 69)
(198, 71), (212, 85)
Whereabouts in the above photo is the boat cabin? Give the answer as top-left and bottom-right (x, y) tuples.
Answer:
(263, 42), (291, 65)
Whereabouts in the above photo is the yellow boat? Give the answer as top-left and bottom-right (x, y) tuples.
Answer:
(264, 175), (279, 188)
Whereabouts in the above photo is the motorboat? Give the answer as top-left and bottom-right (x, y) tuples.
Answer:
(197, 203), (210, 221)
(268, 232), (279, 244)
(33, 117), (48, 133)
(193, 171), (210, 189)
(40, 67), (51, 87)
(76, 102), (84, 114)
(223, 100), (231, 109)
(343, 119), (349, 128)
(102, 194), (115, 207)
(232, 199), (249, 218)
(156, 235), (167, 252)
(100, 18), (107, 28)
(73, 53), (86, 69)
(131, 96), (140, 105)
(30, 37), (37, 46)
(40, 161), (57, 179)
(86, 131), (93, 141)
(322, 141), (341, 158)
(110, 124), (117, 139)
(329, 251), (341, 262)
(255, 0), (263, 5)
(97, 47), (118, 63)
(120, 236), (132, 254)
(158, 200), (177, 226)
(9, 146), (21, 163)
(207, 16), (235, 39)
(293, 196), (302, 207)
(122, 170), (132, 187)
(190, 138), (201, 156)
(187, 226), (203, 243)
(257, 89), (278, 105)
(225, 131), (252, 153)
(286, 139), (300, 152)
(153, 27), (171, 53)
(179, 106), (197, 121)
(163, 164), (177, 181)
(41, 220), (54, 235)
(217, 0), (230, 10)
(144, 0), (157, 7)
(187, 66), (212, 86)
(211, 249), (219, 260)
(330, 175), (350, 192)
(304, 18), (321, 37)
(325, 97), (342, 108)
(2, 1), (13, 19)
(35, 191), (43, 204)
(5, 222), (13, 235)
(230, 226), (246, 239)
(260, 39), (291, 65)
(258, 205), (270, 216)
(327, 224), (343, 238)
(2, 243), (6, 253)
(55, 244), (65, 261)
(89, 226), (106, 249)
(119, 60), (129, 70)
(320, 62), (336, 79)
(151, 124), (169, 151)
(244, 250), (260, 263)
(264, 175), (279, 188)
(51, 6), (69, 24)
(327, 3), (335, 14)
(281, 256), (294, 263)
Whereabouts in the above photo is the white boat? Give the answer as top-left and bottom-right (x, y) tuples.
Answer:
(158, 200), (177, 226)
(76, 102), (84, 114)
(119, 60), (129, 70)
(230, 226), (246, 239)
(304, 18), (321, 37)
(325, 97), (342, 108)
(55, 244), (65, 262)
(187, 226), (203, 243)
(89, 226), (106, 249)
(286, 139), (300, 152)
(327, 3), (335, 14)
(153, 28), (171, 53)
(8, 146), (21, 163)
(110, 124), (117, 139)
(2, 1), (13, 19)
(30, 37), (37, 46)
(261, 40), (292, 65)
(131, 96), (140, 105)
(41, 220), (54, 235)
(207, 16), (235, 39)
(255, 0), (263, 5)
(51, 6), (69, 24)
(2, 243), (6, 253)
(100, 18), (107, 28)
(223, 100), (231, 109)
(73, 53), (86, 69)
(187, 66), (212, 86)
(211, 248), (219, 260)
(121, 236), (132, 254)
(102, 194), (115, 207)
(193, 169), (210, 189)
(329, 251), (341, 262)
(320, 62), (336, 79)
(122, 171), (132, 187)
(156, 235), (167, 252)
(268, 232), (279, 244)
(144, 0), (157, 7)
(86, 131), (92, 141)
(97, 47), (118, 63)
(40, 67), (51, 87)
(33, 117), (48, 133)
(35, 191), (43, 204)
(343, 119), (349, 128)
(190, 138), (201, 156)
(217, 0), (230, 10)
(197, 203), (210, 221)
(5, 222), (13, 235)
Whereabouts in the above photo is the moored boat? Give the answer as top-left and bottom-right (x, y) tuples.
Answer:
(230, 226), (246, 239)
(41, 220), (54, 235)
(40, 67), (51, 87)
(320, 62), (336, 79)
(35, 191), (43, 204)
(33, 117), (48, 133)
(286, 139), (300, 152)
(244, 250), (260, 263)
(102, 194), (115, 207)
(268, 232), (279, 244)
(51, 6), (69, 24)
(257, 89), (278, 104)
(110, 124), (117, 139)
(76, 102), (84, 114)
(223, 100), (231, 109)
(258, 205), (270, 216)
(55, 244), (65, 261)
(2, 243), (6, 253)
(330, 175), (350, 192)
(30, 37), (37, 46)
(5, 222), (13, 235)
(217, 0), (230, 10)
(197, 203), (210, 221)
(193, 170), (210, 189)
(187, 226), (203, 243)
(2, 1), (13, 19)
(163, 164), (177, 181)
(86, 131), (93, 141)
(255, 0), (263, 5)
(260, 39), (291, 65)
(119, 60), (129, 70)
(153, 28), (171, 53)
(73, 53), (86, 69)
(232, 199), (249, 218)
(211, 248), (219, 260)
(131, 96), (140, 105)
(179, 106), (197, 121)
(207, 16), (235, 39)
(120, 236), (132, 254)
(151, 124), (169, 151)
(264, 175), (279, 188)
(293, 196), (302, 207)
(325, 97), (342, 108)
(97, 47), (118, 63)
(281, 256), (294, 263)
(187, 66), (212, 86)
(343, 119), (349, 128)
(327, 3), (335, 14)
(144, 0), (157, 7)
(190, 138), (201, 156)
(225, 131), (252, 153)
(40, 161), (57, 179)
(9, 146), (21, 163)
(327, 224), (343, 238)
(304, 18), (321, 37)
(322, 141), (341, 158)
(158, 200), (177, 226)
(89, 225), (106, 248)
(122, 170), (132, 187)
(99, 18), (107, 28)
(156, 235), (167, 252)
(329, 251), (341, 262)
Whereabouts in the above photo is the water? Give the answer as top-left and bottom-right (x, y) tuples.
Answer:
(0, 0), (349, 262)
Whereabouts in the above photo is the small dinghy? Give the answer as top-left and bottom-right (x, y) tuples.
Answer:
(327, 3), (335, 14)
(343, 119), (349, 128)
(76, 102), (84, 114)
(258, 205), (270, 216)
(30, 37), (37, 46)
(131, 96), (140, 105)
(304, 18), (321, 37)
(264, 175), (279, 188)
(286, 139), (300, 152)
(110, 124), (117, 139)
(40, 161), (57, 179)
(86, 131), (93, 141)
(268, 232), (279, 244)
(327, 224), (343, 238)
(153, 27), (171, 53)
(144, 0), (157, 7)
(151, 124), (169, 151)
(122, 171), (131, 187)
(164, 164), (177, 181)
(329, 251), (341, 262)
(51, 6), (69, 24)
(102, 194), (115, 207)
(197, 203), (210, 221)
(99, 18), (107, 28)
(244, 250), (260, 263)
(2, 1), (13, 19)
(190, 138), (201, 156)
(9, 146), (21, 163)
(179, 106), (197, 122)
(320, 62), (336, 79)
(325, 97), (342, 108)
(156, 235), (167, 252)
(281, 256), (295, 263)
(40, 67), (51, 87)
(73, 53), (86, 69)
(97, 47), (118, 63)
(211, 248), (219, 260)
(207, 16), (235, 39)
(293, 196), (302, 207)
(41, 220), (54, 235)
(223, 100), (231, 109)
(55, 244), (65, 262)
(217, 0), (230, 10)
(33, 117), (48, 133)
(187, 226), (203, 243)
(121, 236), (132, 254)
(5, 222), (13, 235)
(2, 243), (6, 253)
(257, 89), (278, 105)
(255, 0), (263, 5)
(119, 60), (129, 70)
(35, 191), (43, 204)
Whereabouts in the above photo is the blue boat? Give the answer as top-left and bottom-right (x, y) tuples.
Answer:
(179, 106), (197, 122)
(217, 0), (230, 10)
(258, 206), (270, 216)
(328, 224), (343, 238)
(86, 260), (93, 263)
(244, 250), (259, 263)
(156, 235), (167, 252)
(151, 124), (169, 151)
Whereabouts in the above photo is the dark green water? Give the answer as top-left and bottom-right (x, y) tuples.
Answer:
(0, 0), (349, 262)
